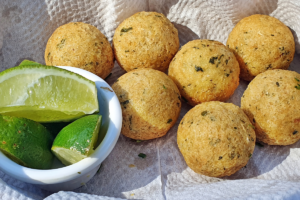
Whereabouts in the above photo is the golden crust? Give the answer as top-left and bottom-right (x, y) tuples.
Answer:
(226, 14), (295, 81)
(168, 40), (240, 106)
(113, 11), (179, 72)
(111, 68), (181, 140)
(45, 22), (114, 79)
(241, 69), (300, 145)
(177, 101), (255, 177)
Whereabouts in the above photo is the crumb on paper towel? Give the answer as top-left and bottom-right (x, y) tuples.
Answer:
(129, 164), (136, 168)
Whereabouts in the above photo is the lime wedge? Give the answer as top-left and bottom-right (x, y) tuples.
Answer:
(0, 65), (99, 122)
(51, 114), (102, 166)
(0, 115), (54, 169)
(19, 60), (40, 66)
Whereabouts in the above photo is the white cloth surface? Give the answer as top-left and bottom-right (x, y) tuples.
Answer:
(1, 0), (300, 199)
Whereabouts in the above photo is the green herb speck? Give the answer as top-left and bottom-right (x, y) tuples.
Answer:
(120, 27), (133, 35)
(276, 82), (280, 87)
(163, 85), (166, 89)
(195, 66), (203, 72)
(136, 140), (143, 143)
(121, 100), (130, 108)
(293, 130), (298, 135)
(266, 64), (272, 70)
(57, 39), (66, 49)
(167, 119), (172, 124)
(201, 111), (208, 116)
(249, 124), (255, 129)
(209, 56), (218, 64)
(138, 153), (146, 158)
(121, 27), (133, 32)
(295, 78), (300, 82)
(249, 153), (252, 158)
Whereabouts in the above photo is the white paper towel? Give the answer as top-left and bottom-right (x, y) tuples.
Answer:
(1, 0), (300, 199)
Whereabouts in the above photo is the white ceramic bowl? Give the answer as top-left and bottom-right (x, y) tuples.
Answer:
(0, 66), (122, 192)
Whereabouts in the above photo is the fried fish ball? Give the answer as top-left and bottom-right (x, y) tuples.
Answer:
(227, 14), (295, 81)
(177, 101), (255, 177)
(241, 69), (300, 145)
(113, 11), (179, 72)
(45, 22), (114, 79)
(168, 40), (240, 106)
(112, 68), (181, 140)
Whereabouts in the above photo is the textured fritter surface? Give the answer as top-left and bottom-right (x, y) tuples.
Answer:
(241, 69), (300, 145)
(227, 14), (295, 81)
(113, 11), (179, 72)
(177, 101), (255, 177)
(169, 40), (239, 106)
(112, 68), (181, 140)
(45, 22), (114, 79)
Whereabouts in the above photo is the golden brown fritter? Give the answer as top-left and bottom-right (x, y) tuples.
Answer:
(45, 22), (114, 79)
(112, 68), (181, 140)
(227, 14), (295, 81)
(113, 11), (179, 72)
(241, 69), (300, 145)
(177, 101), (255, 177)
(169, 40), (240, 106)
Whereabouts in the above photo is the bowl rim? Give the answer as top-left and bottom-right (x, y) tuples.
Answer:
(0, 66), (122, 184)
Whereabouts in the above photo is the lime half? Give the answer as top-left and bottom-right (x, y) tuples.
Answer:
(0, 115), (54, 169)
(51, 114), (102, 166)
(0, 64), (99, 122)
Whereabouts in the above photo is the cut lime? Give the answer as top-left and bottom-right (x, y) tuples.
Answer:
(19, 60), (40, 66)
(51, 114), (102, 166)
(0, 114), (54, 169)
(0, 64), (99, 122)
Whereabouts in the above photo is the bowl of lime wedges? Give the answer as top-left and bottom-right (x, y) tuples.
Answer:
(0, 61), (122, 192)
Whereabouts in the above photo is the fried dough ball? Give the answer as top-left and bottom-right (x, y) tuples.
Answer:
(112, 68), (181, 140)
(169, 40), (240, 106)
(113, 11), (179, 72)
(241, 69), (300, 145)
(177, 101), (256, 177)
(45, 22), (114, 79)
(227, 14), (295, 81)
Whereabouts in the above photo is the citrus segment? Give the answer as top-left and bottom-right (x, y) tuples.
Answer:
(52, 114), (102, 166)
(0, 115), (54, 169)
(0, 65), (99, 122)
(19, 60), (40, 66)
